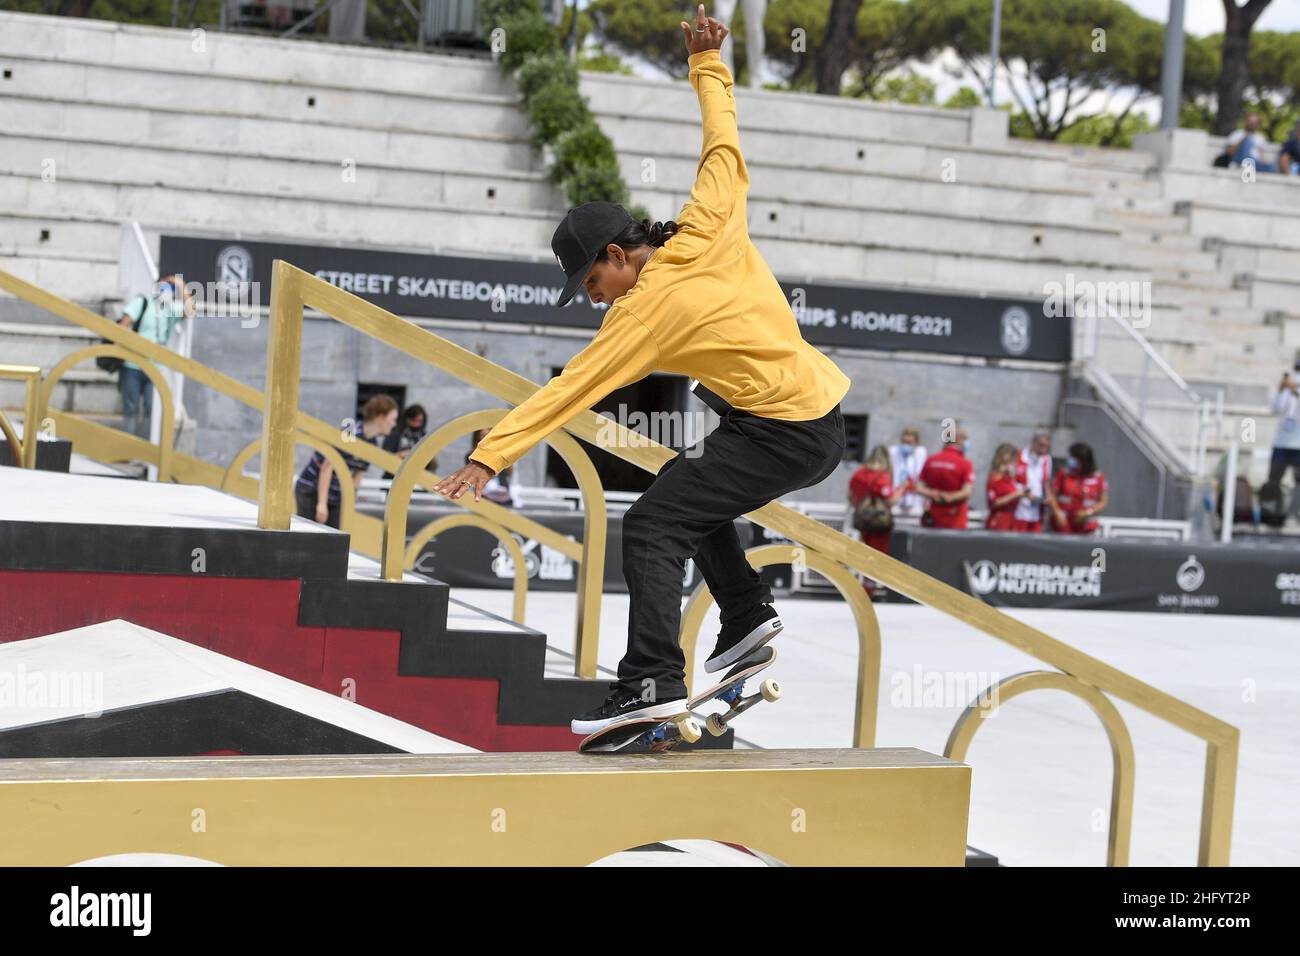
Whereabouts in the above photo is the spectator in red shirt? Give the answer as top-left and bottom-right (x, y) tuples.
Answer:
(985, 442), (1024, 531)
(917, 427), (975, 529)
(1049, 442), (1108, 534)
(849, 444), (904, 552)
(849, 444), (904, 599)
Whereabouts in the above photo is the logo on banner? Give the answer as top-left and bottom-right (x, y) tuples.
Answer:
(1176, 555), (1205, 592)
(1157, 554), (1219, 609)
(215, 245), (252, 288)
(968, 560), (999, 595)
(1276, 573), (1300, 606)
(490, 534), (574, 581)
(1000, 306), (1031, 355)
(963, 558), (1101, 598)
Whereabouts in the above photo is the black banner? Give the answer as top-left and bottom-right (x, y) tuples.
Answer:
(159, 235), (1068, 361)
(891, 528), (1300, 616)
(785, 281), (1067, 361)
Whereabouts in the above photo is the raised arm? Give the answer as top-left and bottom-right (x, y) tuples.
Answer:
(1272, 373), (1297, 415)
(674, 5), (749, 242)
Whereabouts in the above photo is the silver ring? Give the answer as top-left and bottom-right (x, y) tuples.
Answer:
(695, 27), (707, 32)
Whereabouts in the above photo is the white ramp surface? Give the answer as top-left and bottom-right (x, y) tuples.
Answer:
(0, 619), (474, 754)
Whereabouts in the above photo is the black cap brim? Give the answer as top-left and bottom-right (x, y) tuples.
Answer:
(558, 252), (598, 308)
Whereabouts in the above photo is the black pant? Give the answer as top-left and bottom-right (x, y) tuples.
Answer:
(295, 485), (341, 529)
(616, 403), (846, 700)
(1270, 447), (1300, 517)
(1269, 447), (1300, 485)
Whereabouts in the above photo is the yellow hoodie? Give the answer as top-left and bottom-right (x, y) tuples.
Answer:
(469, 49), (851, 475)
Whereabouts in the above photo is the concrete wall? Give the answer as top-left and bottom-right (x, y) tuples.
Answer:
(1062, 379), (1192, 521)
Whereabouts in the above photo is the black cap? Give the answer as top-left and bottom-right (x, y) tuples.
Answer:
(551, 201), (636, 307)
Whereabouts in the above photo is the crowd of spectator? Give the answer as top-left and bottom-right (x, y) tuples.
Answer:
(1213, 113), (1300, 175)
(291, 399), (522, 528)
(848, 424), (1109, 594)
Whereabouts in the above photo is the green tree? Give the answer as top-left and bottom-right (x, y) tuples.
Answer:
(364, 0), (419, 45)
(764, 0), (915, 95)
(0, 0), (222, 25)
(1213, 0), (1274, 135)
(586, 0), (920, 95)
(578, 49), (636, 74)
(904, 0), (996, 99)
(910, 0), (1169, 141)
(942, 86), (983, 110)
(1183, 30), (1300, 139)
(480, 0), (648, 215)
(587, 0), (699, 77)
(1240, 30), (1300, 140)
(872, 69), (936, 105)
(1058, 110), (1156, 148)
(814, 0), (863, 94)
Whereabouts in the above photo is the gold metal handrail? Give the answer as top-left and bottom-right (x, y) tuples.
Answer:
(39, 346), (175, 481)
(404, 513), (529, 625)
(0, 410), (20, 466)
(0, 364), (41, 468)
(945, 670), (1137, 867)
(223, 433), (359, 533)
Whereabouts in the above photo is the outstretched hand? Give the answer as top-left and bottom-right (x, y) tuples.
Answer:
(681, 3), (729, 56)
(433, 462), (495, 503)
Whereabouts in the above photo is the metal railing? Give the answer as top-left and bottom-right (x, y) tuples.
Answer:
(0, 364), (41, 469)
(1074, 303), (1222, 478)
(0, 262), (1240, 865)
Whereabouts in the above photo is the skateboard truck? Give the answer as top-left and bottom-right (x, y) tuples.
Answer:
(704, 676), (782, 736)
(645, 716), (704, 752)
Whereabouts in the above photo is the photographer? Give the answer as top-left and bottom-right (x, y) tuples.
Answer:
(1267, 365), (1300, 524)
(116, 274), (191, 438)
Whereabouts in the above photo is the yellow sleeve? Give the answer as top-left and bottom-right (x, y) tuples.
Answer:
(468, 307), (661, 474)
(674, 49), (749, 241)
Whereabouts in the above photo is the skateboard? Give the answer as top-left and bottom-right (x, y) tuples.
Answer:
(578, 646), (780, 754)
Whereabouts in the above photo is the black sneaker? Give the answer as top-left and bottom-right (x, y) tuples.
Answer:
(704, 603), (782, 674)
(571, 685), (688, 736)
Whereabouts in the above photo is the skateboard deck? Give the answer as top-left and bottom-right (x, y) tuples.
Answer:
(578, 646), (779, 754)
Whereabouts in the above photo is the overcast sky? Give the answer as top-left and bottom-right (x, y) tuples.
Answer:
(1126, 0), (1300, 35)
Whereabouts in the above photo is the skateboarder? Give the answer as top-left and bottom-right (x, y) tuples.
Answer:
(433, 5), (850, 734)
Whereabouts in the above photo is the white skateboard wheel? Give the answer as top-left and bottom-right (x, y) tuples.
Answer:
(760, 679), (781, 702)
(677, 716), (703, 743)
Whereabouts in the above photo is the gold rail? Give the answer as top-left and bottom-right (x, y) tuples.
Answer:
(945, 671), (1137, 866)
(39, 346), (175, 481)
(0, 409), (20, 466)
(0, 363), (41, 468)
